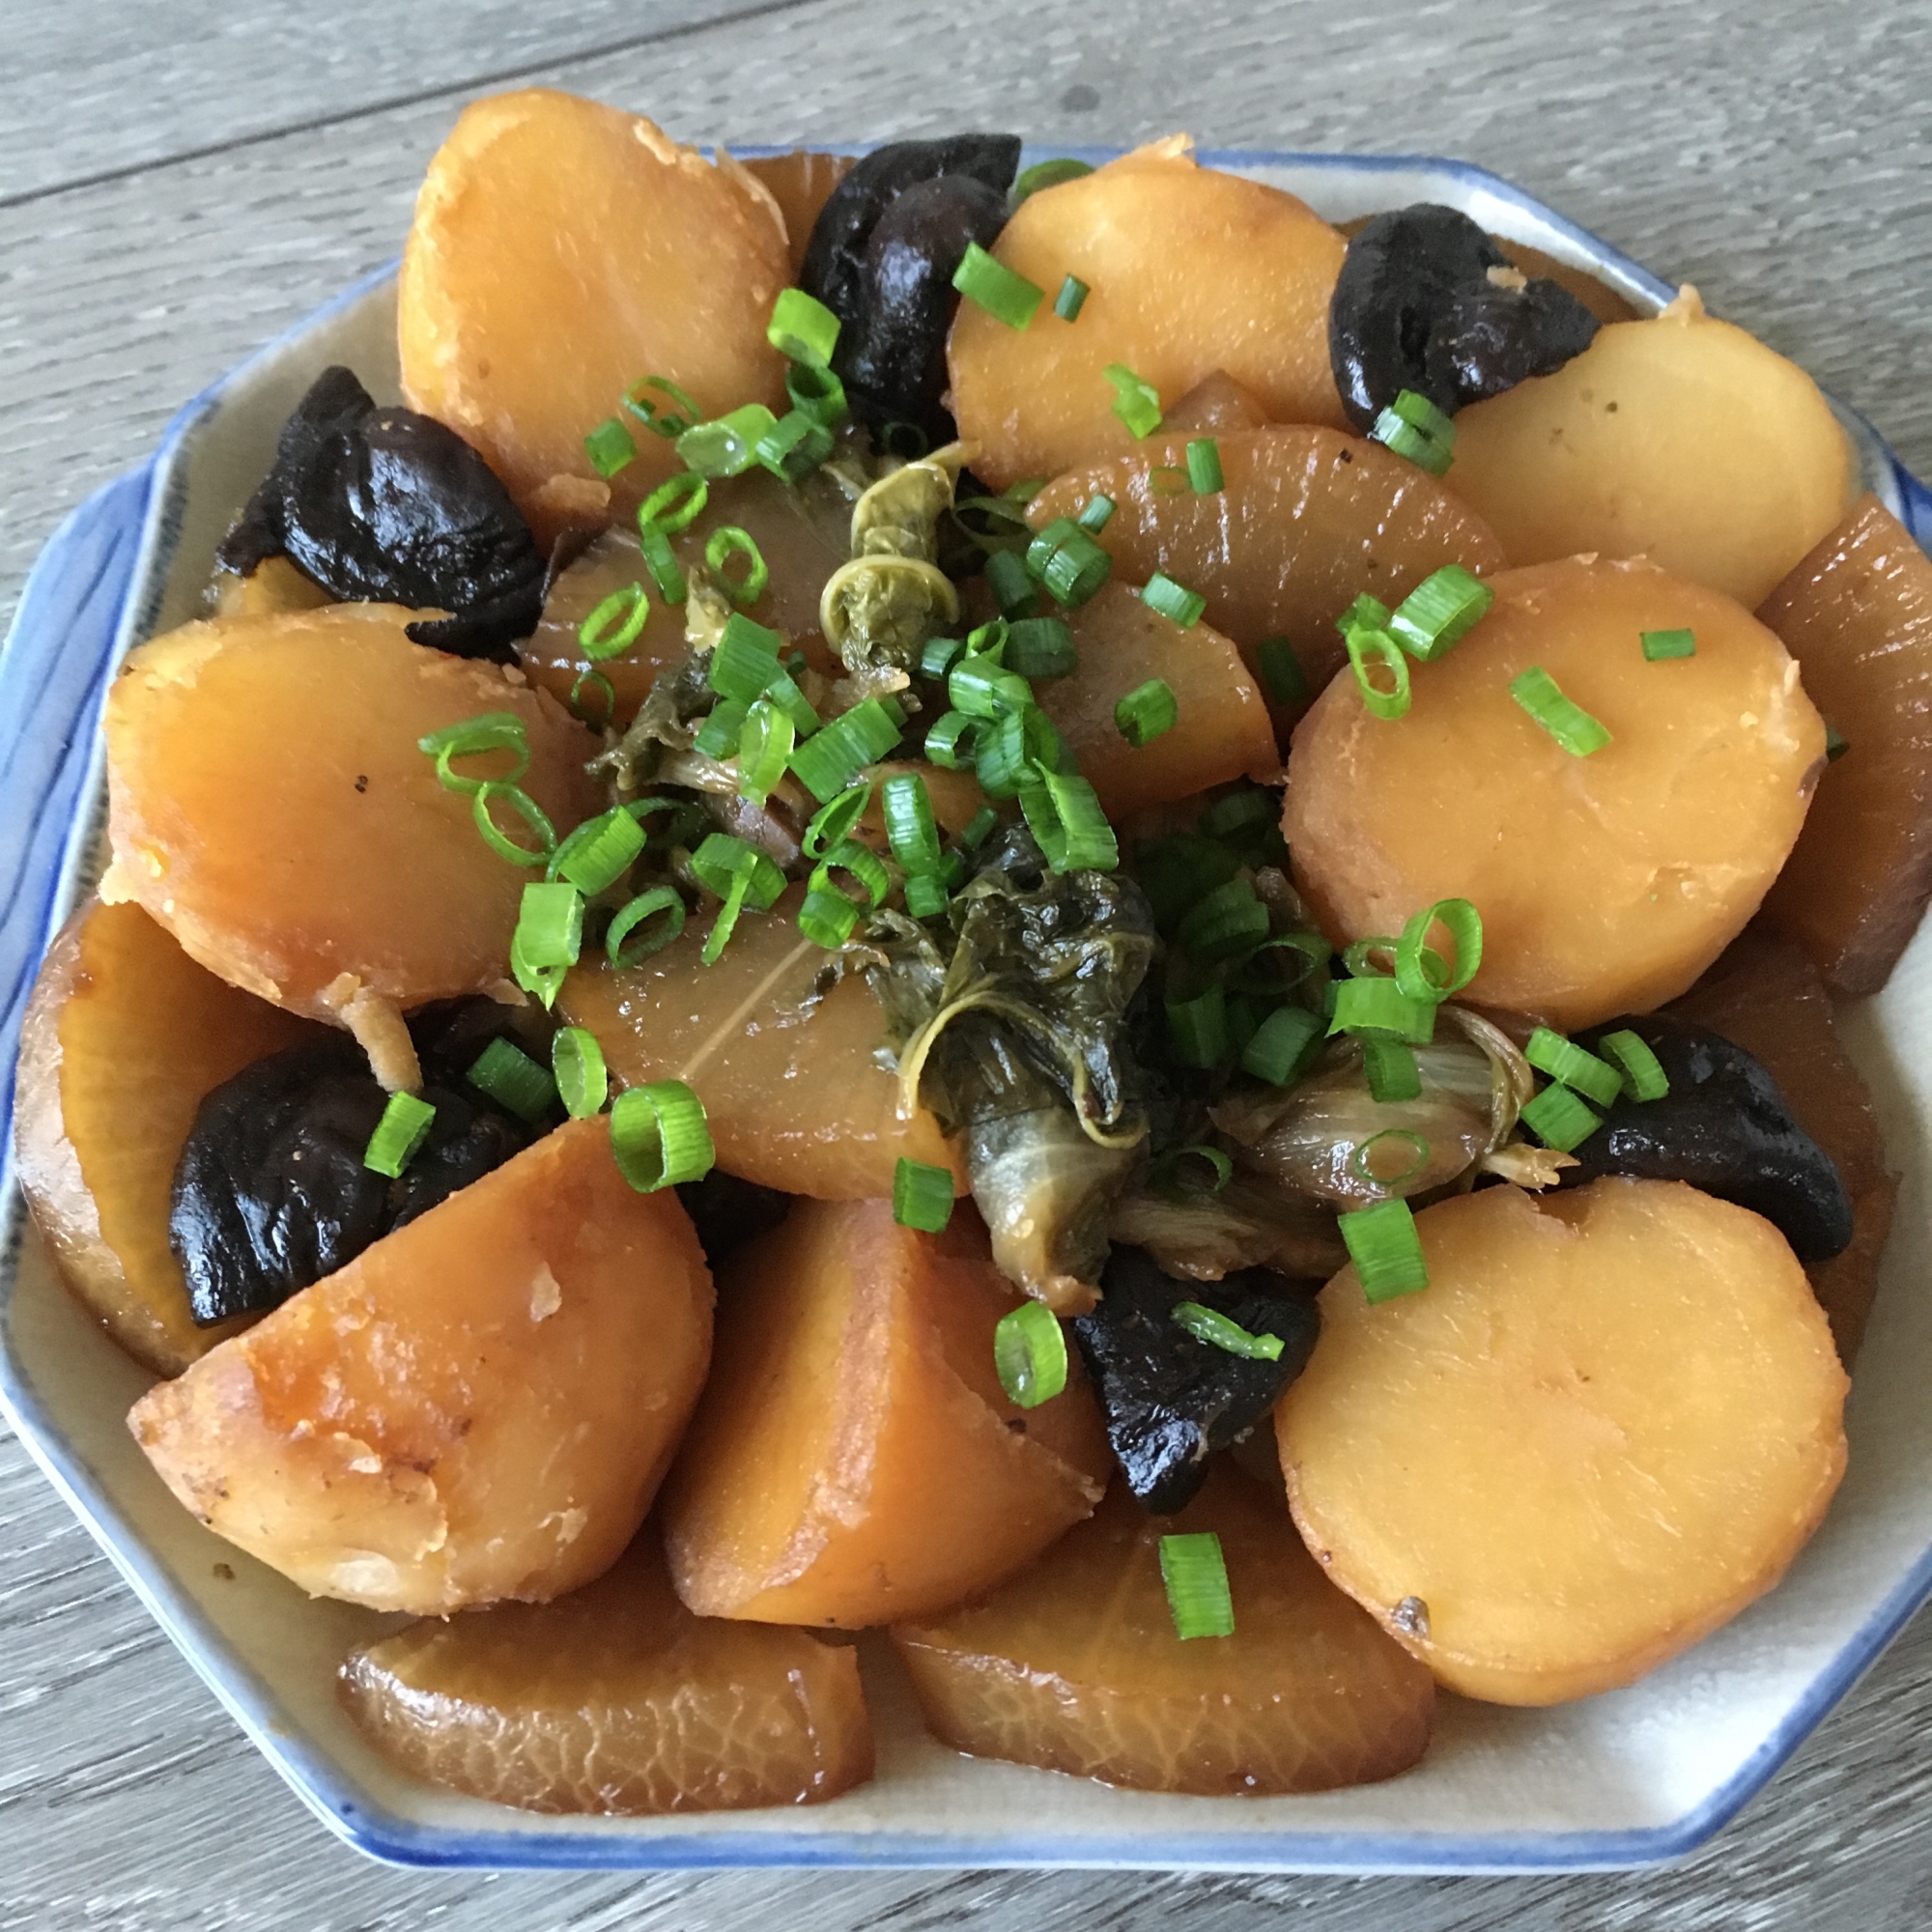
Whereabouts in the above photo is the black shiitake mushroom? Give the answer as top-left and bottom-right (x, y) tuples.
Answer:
(799, 134), (1021, 447)
(170, 1002), (543, 1326)
(215, 365), (545, 660)
(1328, 204), (1602, 433)
(1071, 1247), (1320, 1513)
(1562, 1012), (1854, 1263)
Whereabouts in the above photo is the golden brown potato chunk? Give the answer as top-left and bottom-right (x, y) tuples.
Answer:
(1448, 290), (1853, 609)
(1754, 496), (1932, 994)
(1278, 1179), (1848, 1705)
(399, 89), (791, 543)
(664, 1198), (1111, 1628)
(128, 1119), (713, 1614)
(340, 1536), (872, 1813)
(13, 899), (319, 1376)
(949, 137), (1349, 490)
(1028, 426), (1506, 737)
(102, 605), (600, 1037)
(893, 1467), (1433, 1796)
(559, 885), (961, 1201)
(1285, 557), (1824, 1029)
(211, 555), (331, 619)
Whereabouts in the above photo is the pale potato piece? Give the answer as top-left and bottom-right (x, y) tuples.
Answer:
(1284, 556), (1824, 1029)
(948, 136), (1349, 490)
(128, 1118), (713, 1614)
(1278, 1179), (1848, 1705)
(1448, 290), (1853, 610)
(399, 88), (791, 542)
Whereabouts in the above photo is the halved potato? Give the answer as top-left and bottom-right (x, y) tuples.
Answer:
(1285, 556), (1824, 1029)
(949, 136), (1349, 489)
(1278, 1179), (1847, 1704)
(399, 89), (791, 543)
(664, 1197), (1111, 1627)
(340, 1535), (872, 1813)
(1028, 426), (1506, 735)
(558, 885), (962, 1201)
(102, 604), (601, 1037)
(128, 1117), (713, 1614)
(14, 899), (319, 1376)
(1448, 289), (1853, 609)
(893, 1466), (1433, 1796)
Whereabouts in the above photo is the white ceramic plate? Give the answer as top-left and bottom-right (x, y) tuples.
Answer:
(3, 146), (1930, 1874)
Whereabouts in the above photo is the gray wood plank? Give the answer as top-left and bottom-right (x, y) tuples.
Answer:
(1, 0), (1928, 1924)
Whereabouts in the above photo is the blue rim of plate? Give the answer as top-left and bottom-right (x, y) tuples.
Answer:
(1, 146), (1928, 1874)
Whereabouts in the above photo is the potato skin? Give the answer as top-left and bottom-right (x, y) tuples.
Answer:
(1284, 556), (1824, 1029)
(128, 1118), (713, 1614)
(1278, 1179), (1848, 1705)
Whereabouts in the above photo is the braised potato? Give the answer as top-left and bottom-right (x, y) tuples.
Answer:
(13, 899), (318, 1377)
(1278, 1179), (1848, 1704)
(1028, 426), (1506, 736)
(128, 1118), (712, 1614)
(744, 150), (855, 275)
(1036, 581), (1278, 817)
(664, 1198), (1111, 1627)
(559, 885), (962, 1201)
(211, 555), (331, 619)
(1754, 496), (1932, 994)
(101, 604), (600, 1050)
(399, 89), (791, 543)
(949, 137), (1349, 489)
(893, 1467), (1433, 1796)
(340, 1535), (872, 1813)
(1449, 290), (1853, 609)
(1285, 556), (1824, 1029)
(1162, 369), (1273, 434)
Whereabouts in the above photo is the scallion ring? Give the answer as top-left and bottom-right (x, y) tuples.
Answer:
(638, 470), (709, 534)
(803, 781), (873, 861)
(1347, 625), (1411, 721)
(578, 582), (651, 662)
(1341, 1197), (1430, 1302)
(610, 1080), (714, 1192)
(622, 375), (700, 440)
(993, 1300), (1067, 1408)
(704, 527), (769, 608)
(735, 699), (796, 807)
(606, 887), (686, 967)
(568, 669), (616, 727)
(1394, 897), (1483, 1002)
(471, 781), (555, 867)
(551, 1026), (609, 1119)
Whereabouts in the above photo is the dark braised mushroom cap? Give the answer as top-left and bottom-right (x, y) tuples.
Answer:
(1072, 1247), (1320, 1513)
(1563, 1012), (1855, 1263)
(215, 366), (545, 661)
(1328, 204), (1601, 433)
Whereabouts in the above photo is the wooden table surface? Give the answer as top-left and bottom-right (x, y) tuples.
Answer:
(3, 2), (1928, 1924)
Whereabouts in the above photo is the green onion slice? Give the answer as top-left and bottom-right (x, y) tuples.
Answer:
(676, 404), (780, 479)
(1256, 636), (1310, 705)
(736, 698), (796, 806)
(882, 771), (942, 876)
(1523, 1027), (1625, 1108)
(1389, 564), (1493, 661)
(1394, 897), (1483, 1002)
(1077, 493), (1116, 533)
(950, 651), (1033, 720)
(1114, 676), (1179, 748)
(1026, 520), (1113, 607)
(1342, 1197), (1430, 1302)
(606, 886), (686, 967)
(636, 522), (687, 605)
(1597, 1028), (1669, 1102)
(1176, 878), (1270, 963)
(583, 417), (637, 479)
(903, 872), (951, 920)
(767, 286), (840, 367)
(622, 375), (700, 440)
(958, 805), (999, 853)
(952, 242), (1044, 328)
(993, 1300), (1068, 1407)
(1160, 1532), (1235, 1639)
(1054, 274), (1090, 322)
(1020, 767), (1118, 873)
(755, 408), (836, 484)
(466, 1036), (555, 1123)
(514, 881), (584, 974)
(693, 697), (749, 759)
(1166, 984), (1229, 1067)
(1362, 1036), (1423, 1103)
(1103, 363), (1163, 439)
(362, 1091), (436, 1179)
(568, 669), (616, 727)
(1185, 438), (1224, 494)
(785, 360), (848, 427)
(578, 582), (650, 661)
(892, 1156), (955, 1232)
(1151, 1144), (1234, 1196)
(1368, 388), (1456, 476)
(1005, 616), (1078, 680)
(691, 833), (786, 963)
(705, 526), (769, 608)
(1521, 1081), (1603, 1152)
(420, 712), (529, 794)
(1011, 156), (1094, 202)
(549, 806), (647, 895)
(1342, 936), (1400, 979)
(1641, 627), (1696, 662)
(552, 1026), (609, 1120)
(1347, 625), (1411, 721)
(1240, 1005), (1323, 1086)
(472, 781), (555, 867)
(509, 927), (565, 1009)
(639, 470), (710, 534)
(811, 837), (892, 911)
(984, 547), (1041, 617)
(1511, 666), (1611, 756)
(610, 1080), (715, 1192)
(1330, 976), (1434, 1044)
(803, 781), (872, 861)
(798, 887), (861, 950)
(920, 633), (967, 681)
(1172, 1301), (1284, 1360)
(1141, 573), (1207, 629)
(788, 697), (902, 803)
(1350, 1126), (1431, 1188)
(708, 611), (784, 702)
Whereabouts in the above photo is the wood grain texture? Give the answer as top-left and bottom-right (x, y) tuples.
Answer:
(1, 0), (1928, 1922)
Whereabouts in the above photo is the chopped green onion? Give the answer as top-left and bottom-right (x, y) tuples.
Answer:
(921, 634), (967, 680)
(736, 699), (796, 806)
(1330, 976), (1433, 1044)
(803, 781), (872, 861)
(466, 1036), (555, 1123)
(958, 805), (999, 852)
(1005, 616), (1078, 680)
(472, 781), (555, 867)
(1524, 1027), (1625, 1108)
(1240, 1005), (1323, 1086)
(797, 885), (860, 949)
(1177, 878), (1269, 962)
(622, 375), (700, 440)
(1103, 363), (1163, 439)
(983, 547), (1041, 617)
(1641, 627), (1696, 662)
(1151, 1144), (1234, 1196)
(754, 408), (836, 483)
(583, 417), (637, 478)
(788, 698), (901, 802)
(1826, 723), (1850, 762)
(606, 886), (686, 966)
(1521, 1081), (1603, 1152)
(1012, 156), (1094, 202)
(569, 669), (616, 726)
(1342, 1197), (1430, 1302)
(362, 1091), (436, 1179)
(1167, 984), (1229, 1067)
(1256, 636), (1310, 705)
(639, 471), (709, 534)
(1235, 930), (1331, 995)
(1389, 565), (1493, 662)
(1172, 1301), (1284, 1361)
(759, 666), (821, 738)
(1362, 1036), (1423, 1103)
(1393, 898), (1483, 1003)
(704, 527), (769, 608)
(610, 1080), (714, 1191)
(676, 404), (781, 479)
(1115, 677), (1179, 748)
(952, 242), (1044, 328)
(1346, 625), (1411, 721)
(1160, 1532), (1234, 1639)
(1141, 573), (1207, 628)
(1077, 493), (1116, 533)
(693, 697), (750, 758)
(923, 709), (984, 771)
(550, 806), (646, 895)
(811, 836), (891, 910)
(1511, 666), (1611, 756)
(424, 715), (531, 796)
(976, 705), (1059, 799)
(1185, 438), (1224, 494)
(1020, 767), (1118, 872)
(510, 927), (565, 1009)
(636, 523), (687, 605)
(876, 419), (930, 460)
(691, 833), (786, 963)
(1598, 1028), (1670, 1101)
(578, 582), (651, 662)
(552, 1026), (609, 1119)
(903, 872), (951, 919)
(882, 771), (943, 876)
(1054, 274), (1090, 322)
(708, 611), (784, 701)
(1026, 519), (1113, 607)
(1350, 1126), (1431, 1188)
(950, 651), (1033, 720)
(785, 360), (848, 427)
(893, 1156), (955, 1232)
(514, 882), (584, 977)
(1369, 388), (1455, 476)
(1336, 593), (1394, 637)
(767, 286), (840, 367)
(993, 1300), (1067, 1407)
